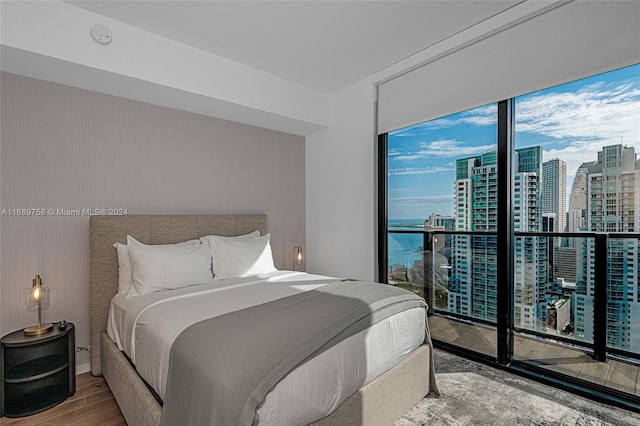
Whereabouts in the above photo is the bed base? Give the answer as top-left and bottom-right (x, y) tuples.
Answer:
(91, 215), (433, 425)
(102, 332), (161, 425)
(102, 331), (430, 426)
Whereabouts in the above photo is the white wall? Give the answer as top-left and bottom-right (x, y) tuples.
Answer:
(306, 78), (376, 281)
(305, 0), (639, 282)
(0, 73), (306, 372)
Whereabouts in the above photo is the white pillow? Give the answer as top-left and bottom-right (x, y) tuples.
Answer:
(114, 243), (133, 295)
(209, 233), (276, 279)
(114, 236), (201, 295)
(127, 242), (214, 297)
(199, 230), (260, 243)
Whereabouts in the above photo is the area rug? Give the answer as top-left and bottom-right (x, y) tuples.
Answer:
(394, 350), (640, 426)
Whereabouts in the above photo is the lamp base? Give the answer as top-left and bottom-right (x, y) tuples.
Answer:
(24, 323), (53, 336)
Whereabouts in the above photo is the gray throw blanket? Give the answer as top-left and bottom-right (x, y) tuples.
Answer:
(159, 280), (433, 426)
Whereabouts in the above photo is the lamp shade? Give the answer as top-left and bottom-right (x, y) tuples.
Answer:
(25, 284), (50, 310)
(293, 246), (303, 270)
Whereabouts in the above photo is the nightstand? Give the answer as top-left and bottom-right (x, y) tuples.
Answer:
(0, 322), (76, 418)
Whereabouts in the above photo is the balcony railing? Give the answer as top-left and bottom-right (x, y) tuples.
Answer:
(386, 229), (640, 363)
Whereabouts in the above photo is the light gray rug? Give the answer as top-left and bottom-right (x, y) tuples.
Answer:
(394, 350), (640, 426)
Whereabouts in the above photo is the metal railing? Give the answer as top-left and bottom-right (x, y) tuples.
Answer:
(386, 229), (640, 362)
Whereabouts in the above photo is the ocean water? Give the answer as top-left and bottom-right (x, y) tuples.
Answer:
(388, 219), (425, 268)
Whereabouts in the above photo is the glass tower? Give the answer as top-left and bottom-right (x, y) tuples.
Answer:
(542, 159), (567, 246)
(449, 147), (547, 329)
(574, 144), (640, 351)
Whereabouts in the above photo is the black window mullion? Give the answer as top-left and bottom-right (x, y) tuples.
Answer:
(377, 133), (388, 284)
(497, 99), (515, 365)
(593, 233), (608, 361)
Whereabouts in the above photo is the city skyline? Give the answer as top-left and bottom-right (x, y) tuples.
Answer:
(388, 64), (640, 220)
(419, 142), (638, 348)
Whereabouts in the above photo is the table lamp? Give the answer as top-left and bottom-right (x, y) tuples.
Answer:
(24, 274), (53, 336)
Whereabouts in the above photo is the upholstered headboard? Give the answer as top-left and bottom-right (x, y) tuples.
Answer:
(89, 214), (267, 375)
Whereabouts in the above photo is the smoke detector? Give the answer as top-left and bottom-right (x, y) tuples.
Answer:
(90, 24), (112, 45)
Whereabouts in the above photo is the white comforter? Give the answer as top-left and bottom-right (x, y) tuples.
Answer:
(107, 271), (425, 425)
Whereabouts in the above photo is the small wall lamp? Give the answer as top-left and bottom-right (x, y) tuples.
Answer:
(293, 246), (303, 271)
(24, 274), (53, 336)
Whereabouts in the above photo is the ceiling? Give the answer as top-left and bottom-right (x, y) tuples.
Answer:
(66, 1), (522, 94)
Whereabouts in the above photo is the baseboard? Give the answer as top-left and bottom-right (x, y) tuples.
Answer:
(76, 361), (91, 375)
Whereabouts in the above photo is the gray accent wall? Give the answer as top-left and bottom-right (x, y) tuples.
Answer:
(0, 72), (305, 370)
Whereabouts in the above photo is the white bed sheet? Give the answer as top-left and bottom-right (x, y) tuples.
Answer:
(106, 271), (426, 425)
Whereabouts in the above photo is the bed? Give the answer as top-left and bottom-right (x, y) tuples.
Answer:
(90, 214), (437, 425)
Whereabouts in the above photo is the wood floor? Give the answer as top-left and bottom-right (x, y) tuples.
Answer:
(1, 373), (125, 426)
(428, 314), (640, 396)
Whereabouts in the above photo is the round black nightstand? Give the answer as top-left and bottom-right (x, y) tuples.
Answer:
(1, 322), (76, 418)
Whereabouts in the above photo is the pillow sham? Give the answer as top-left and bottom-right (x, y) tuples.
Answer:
(209, 233), (276, 280)
(127, 242), (214, 297)
(199, 230), (260, 243)
(114, 236), (201, 295)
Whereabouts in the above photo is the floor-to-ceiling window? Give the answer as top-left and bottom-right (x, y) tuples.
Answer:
(385, 103), (499, 357)
(379, 63), (640, 409)
(511, 64), (640, 395)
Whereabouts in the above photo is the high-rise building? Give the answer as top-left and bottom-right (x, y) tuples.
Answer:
(554, 246), (577, 283)
(448, 155), (496, 319)
(424, 213), (455, 231)
(567, 161), (597, 247)
(449, 147), (547, 329)
(569, 161), (596, 211)
(542, 159), (567, 242)
(574, 145), (640, 352)
(513, 147), (547, 330)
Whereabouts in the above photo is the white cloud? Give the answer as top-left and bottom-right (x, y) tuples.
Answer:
(516, 82), (640, 143)
(421, 104), (498, 130)
(419, 140), (494, 157)
(390, 104), (498, 135)
(393, 153), (425, 162)
(391, 139), (494, 162)
(522, 79), (640, 194)
(389, 129), (416, 138)
(388, 166), (454, 176)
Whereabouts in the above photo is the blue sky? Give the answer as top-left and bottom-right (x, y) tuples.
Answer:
(388, 64), (640, 220)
